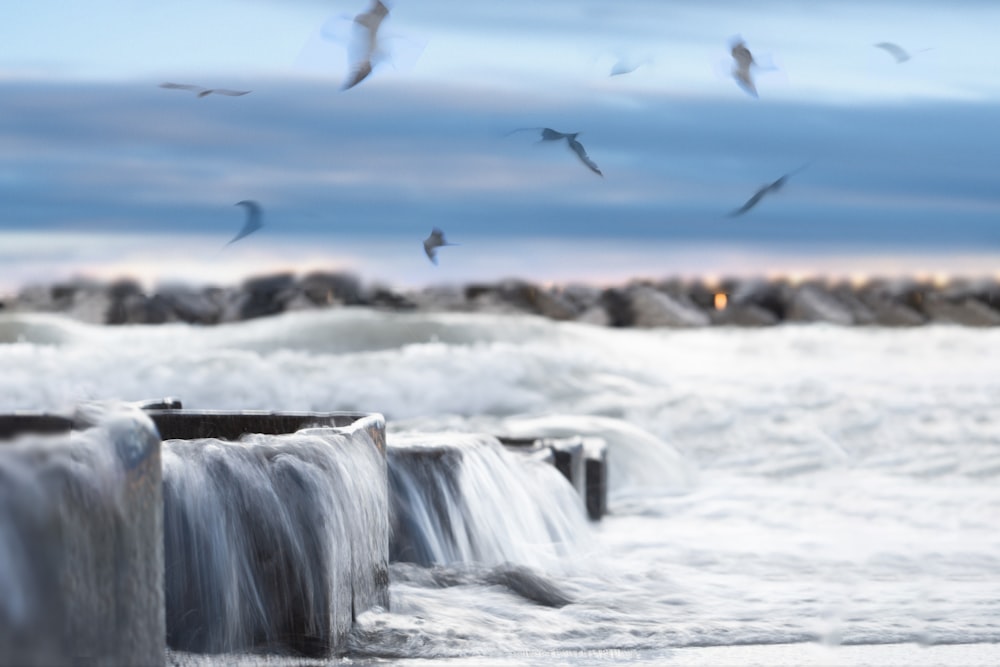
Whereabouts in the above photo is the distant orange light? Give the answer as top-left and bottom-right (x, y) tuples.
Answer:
(714, 292), (728, 310)
(849, 273), (869, 288)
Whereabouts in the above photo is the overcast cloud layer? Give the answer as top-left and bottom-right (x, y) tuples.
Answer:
(1, 0), (998, 288)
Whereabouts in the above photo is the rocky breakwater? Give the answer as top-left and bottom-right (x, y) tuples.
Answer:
(4, 271), (1000, 327)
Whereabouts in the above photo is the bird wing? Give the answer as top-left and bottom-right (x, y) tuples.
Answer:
(342, 60), (373, 90)
(540, 128), (569, 141)
(568, 138), (603, 176)
(160, 82), (205, 92)
(344, 1), (388, 90)
(227, 201), (263, 246)
(729, 186), (769, 217)
(503, 128), (566, 141)
(730, 162), (810, 216)
(732, 68), (757, 97)
(355, 0), (389, 33)
(874, 42), (910, 63)
(211, 89), (252, 96)
(423, 240), (438, 264)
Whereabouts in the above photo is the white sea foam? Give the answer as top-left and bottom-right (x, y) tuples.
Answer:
(3, 308), (1000, 660)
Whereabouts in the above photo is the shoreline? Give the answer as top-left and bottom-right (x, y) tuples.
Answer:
(3, 270), (1000, 328)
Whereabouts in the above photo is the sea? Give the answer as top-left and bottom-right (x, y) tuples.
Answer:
(1, 308), (999, 666)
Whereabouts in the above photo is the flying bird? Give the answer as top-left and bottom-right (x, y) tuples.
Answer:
(874, 42), (932, 63)
(423, 228), (457, 265)
(159, 83), (251, 97)
(729, 164), (810, 217)
(506, 127), (603, 176)
(730, 38), (757, 97)
(609, 55), (651, 77)
(343, 0), (389, 90)
(227, 200), (263, 246)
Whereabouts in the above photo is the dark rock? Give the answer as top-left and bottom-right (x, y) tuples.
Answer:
(712, 302), (779, 326)
(968, 280), (1000, 308)
(857, 281), (927, 326)
(922, 294), (1000, 326)
(107, 278), (143, 300)
(600, 288), (634, 327)
(730, 279), (790, 321)
(685, 280), (718, 311)
(239, 273), (298, 320)
(829, 283), (878, 325)
(299, 272), (367, 306)
(785, 283), (854, 325)
(370, 285), (416, 310)
(408, 285), (469, 311)
(109, 293), (176, 325)
(628, 285), (710, 327)
(159, 287), (222, 325)
(493, 280), (578, 319)
(528, 287), (579, 321)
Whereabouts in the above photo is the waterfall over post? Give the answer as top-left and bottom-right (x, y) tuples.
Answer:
(156, 411), (389, 657)
(0, 404), (165, 667)
(387, 432), (590, 569)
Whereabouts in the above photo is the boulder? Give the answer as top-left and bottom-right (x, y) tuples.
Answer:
(729, 279), (790, 321)
(158, 287), (222, 325)
(298, 272), (366, 306)
(856, 282), (926, 326)
(785, 284), (854, 325)
(600, 288), (634, 327)
(628, 285), (710, 328)
(239, 273), (298, 320)
(712, 302), (779, 326)
(921, 294), (1000, 326)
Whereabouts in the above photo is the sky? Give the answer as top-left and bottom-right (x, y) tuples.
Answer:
(1, 0), (1000, 291)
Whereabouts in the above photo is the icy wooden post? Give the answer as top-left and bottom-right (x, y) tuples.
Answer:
(149, 410), (388, 657)
(499, 435), (609, 520)
(583, 438), (609, 521)
(0, 406), (165, 667)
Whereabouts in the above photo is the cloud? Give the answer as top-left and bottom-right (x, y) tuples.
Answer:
(0, 77), (999, 257)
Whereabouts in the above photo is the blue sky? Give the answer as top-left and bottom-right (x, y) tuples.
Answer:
(1, 0), (999, 289)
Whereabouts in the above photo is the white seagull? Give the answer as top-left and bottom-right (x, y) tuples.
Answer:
(227, 201), (263, 246)
(159, 83), (251, 97)
(730, 38), (757, 98)
(507, 127), (603, 176)
(423, 228), (457, 265)
(609, 55), (651, 77)
(874, 42), (932, 64)
(343, 0), (389, 90)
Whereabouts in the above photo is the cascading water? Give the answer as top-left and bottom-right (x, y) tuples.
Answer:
(0, 403), (164, 667)
(387, 432), (590, 570)
(161, 424), (389, 656)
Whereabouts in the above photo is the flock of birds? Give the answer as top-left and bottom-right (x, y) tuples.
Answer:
(156, 0), (930, 266)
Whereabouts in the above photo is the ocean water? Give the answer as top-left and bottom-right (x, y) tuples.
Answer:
(1, 308), (999, 665)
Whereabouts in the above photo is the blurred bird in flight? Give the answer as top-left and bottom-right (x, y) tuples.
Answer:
(227, 201), (263, 246)
(874, 42), (932, 63)
(609, 54), (652, 77)
(343, 0), (389, 90)
(730, 37), (758, 97)
(423, 228), (457, 265)
(729, 164), (811, 217)
(159, 83), (251, 97)
(506, 127), (603, 176)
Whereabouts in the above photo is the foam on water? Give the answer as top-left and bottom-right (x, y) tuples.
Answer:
(3, 308), (1000, 660)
